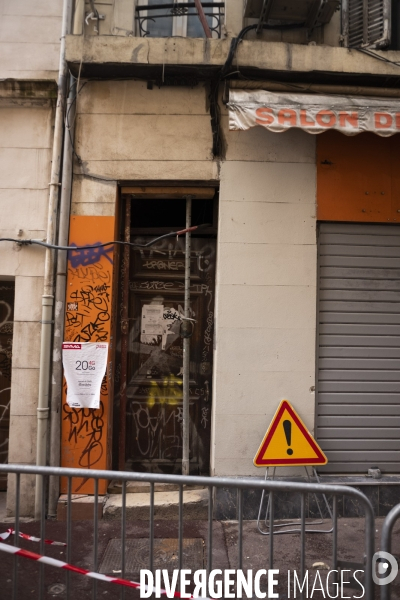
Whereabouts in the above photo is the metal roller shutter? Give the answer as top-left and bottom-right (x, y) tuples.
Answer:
(316, 222), (400, 474)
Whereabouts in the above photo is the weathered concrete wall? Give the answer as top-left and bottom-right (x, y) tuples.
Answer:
(72, 79), (317, 480)
(72, 80), (218, 197)
(112, 0), (135, 37)
(324, 10), (341, 47)
(0, 98), (54, 514)
(0, 0), (62, 514)
(210, 117), (317, 477)
(225, 0), (245, 37)
(0, 0), (63, 80)
(66, 35), (400, 80)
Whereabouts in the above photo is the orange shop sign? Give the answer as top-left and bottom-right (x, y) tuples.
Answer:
(228, 90), (400, 136)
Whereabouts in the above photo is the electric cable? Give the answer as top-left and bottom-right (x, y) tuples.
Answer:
(209, 21), (306, 155)
(89, 0), (99, 19)
(64, 22), (307, 161)
(221, 22), (306, 77)
(0, 223), (211, 252)
(65, 79), (88, 166)
(355, 47), (400, 68)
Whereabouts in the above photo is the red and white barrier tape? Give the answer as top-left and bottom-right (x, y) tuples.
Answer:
(0, 529), (66, 546)
(0, 541), (201, 597)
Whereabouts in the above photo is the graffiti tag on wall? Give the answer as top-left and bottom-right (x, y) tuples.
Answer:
(61, 217), (115, 494)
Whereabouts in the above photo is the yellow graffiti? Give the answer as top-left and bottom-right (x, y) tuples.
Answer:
(147, 375), (183, 408)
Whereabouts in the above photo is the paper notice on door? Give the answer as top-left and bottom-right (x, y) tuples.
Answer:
(141, 304), (163, 345)
(161, 306), (181, 350)
(62, 342), (108, 409)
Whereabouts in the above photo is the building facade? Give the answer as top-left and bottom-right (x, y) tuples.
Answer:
(0, 0), (63, 509)
(1, 0), (400, 516)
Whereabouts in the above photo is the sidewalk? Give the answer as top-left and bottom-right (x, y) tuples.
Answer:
(0, 515), (398, 599)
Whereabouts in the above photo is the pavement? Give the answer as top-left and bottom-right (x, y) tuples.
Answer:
(0, 514), (398, 599)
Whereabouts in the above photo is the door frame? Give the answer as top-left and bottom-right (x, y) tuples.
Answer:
(113, 184), (219, 474)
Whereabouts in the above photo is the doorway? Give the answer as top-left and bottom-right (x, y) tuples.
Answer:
(115, 187), (218, 475)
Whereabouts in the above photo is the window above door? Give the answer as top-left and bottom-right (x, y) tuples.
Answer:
(135, 1), (225, 38)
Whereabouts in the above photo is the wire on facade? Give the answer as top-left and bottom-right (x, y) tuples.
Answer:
(355, 47), (400, 67)
(221, 23), (306, 78)
(62, 23), (306, 161)
(208, 22), (306, 157)
(0, 224), (211, 252)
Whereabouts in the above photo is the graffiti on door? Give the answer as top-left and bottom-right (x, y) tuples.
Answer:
(124, 236), (216, 474)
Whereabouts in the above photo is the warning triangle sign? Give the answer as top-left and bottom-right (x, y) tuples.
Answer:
(254, 400), (328, 467)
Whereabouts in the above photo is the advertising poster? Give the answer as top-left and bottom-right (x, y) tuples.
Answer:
(62, 342), (108, 409)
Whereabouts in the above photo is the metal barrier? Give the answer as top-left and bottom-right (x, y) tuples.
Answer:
(0, 464), (375, 600)
(257, 467), (334, 535)
(380, 503), (400, 600)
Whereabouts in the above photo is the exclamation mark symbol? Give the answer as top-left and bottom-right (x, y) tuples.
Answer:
(283, 420), (293, 455)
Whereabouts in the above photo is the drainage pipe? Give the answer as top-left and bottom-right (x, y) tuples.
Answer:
(34, 0), (73, 520)
(47, 74), (76, 518)
(182, 196), (192, 476)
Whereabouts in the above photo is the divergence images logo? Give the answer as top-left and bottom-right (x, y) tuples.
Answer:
(372, 551), (398, 586)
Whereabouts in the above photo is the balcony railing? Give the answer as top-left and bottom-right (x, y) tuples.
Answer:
(135, 2), (225, 38)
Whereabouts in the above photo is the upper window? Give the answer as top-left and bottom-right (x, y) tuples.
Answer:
(342, 0), (391, 48)
(136, 1), (225, 38)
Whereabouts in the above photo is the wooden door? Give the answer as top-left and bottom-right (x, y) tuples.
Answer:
(124, 236), (215, 474)
(0, 283), (14, 490)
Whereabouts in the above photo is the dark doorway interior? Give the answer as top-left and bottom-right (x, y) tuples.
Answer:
(114, 190), (218, 475)
(130, 196), (215, 229)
